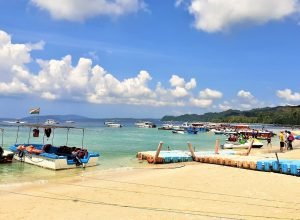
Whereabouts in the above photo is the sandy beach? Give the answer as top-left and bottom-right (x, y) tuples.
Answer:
(1, 143), (300, 220)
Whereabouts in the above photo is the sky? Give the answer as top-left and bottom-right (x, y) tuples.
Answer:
(0, 0), (300, 118)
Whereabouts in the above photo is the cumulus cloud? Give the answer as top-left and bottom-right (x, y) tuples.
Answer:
(277, 89), (300, 102)
(0, 29), (225, 110)
(190, 98), (212, 108)
(31, 0), (146, 21)
(0, 30), (44, 83)
(187, 0), (300, 32)
(199, 88), (222, 99)
(167, 75), (196, 98)
(189, 88), (222, 108)
(237, 90), (254, 100)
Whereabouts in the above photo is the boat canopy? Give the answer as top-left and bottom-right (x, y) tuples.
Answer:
(0, 123), (85, 148)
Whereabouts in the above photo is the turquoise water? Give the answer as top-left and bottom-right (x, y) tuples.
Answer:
(0, 121), (282, 185)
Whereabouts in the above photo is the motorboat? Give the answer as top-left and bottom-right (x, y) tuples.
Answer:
(210, 129), (224, 135)
(134, 121), (156, 128)
(186, 127), (198, 134)
(222, 139), (264, 149)
(9, 123), (100, 170)
(105, 122), (122, 128)
(3, 119), (26, 124)
(158, 123), (173, 130)
(44, 119), (59, 125)
(65, 120), (75, 124)
(172, 130), (185, 134)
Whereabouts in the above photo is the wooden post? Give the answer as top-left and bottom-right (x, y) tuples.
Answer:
(187, 142), (196, 160)
(245, 140), (254, 156)
(154, 141), (163, 164)
(215, 139), (219, 154)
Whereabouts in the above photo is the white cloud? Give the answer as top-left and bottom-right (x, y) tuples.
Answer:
(187, 0), (300, 32)
(170, 75), (185, 87)
(31, 0), (146, 21)
(218, 101), (232, 111)
(185, 78), (196, 90)
(0, 30), (44, 83)
(41, 92), (57, 100)
(199, 88), (222, 99)
(0, 30), (207, 107)
(277, 89), (300, 102)
(237, 90), (254, 99)
(190, 98), (212, 108)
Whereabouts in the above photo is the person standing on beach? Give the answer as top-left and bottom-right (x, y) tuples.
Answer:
(284, 130), (289, 150)
(287, 131), (295, 150)
(279, 131), (285, 152)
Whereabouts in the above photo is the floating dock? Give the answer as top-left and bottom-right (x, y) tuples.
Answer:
(137, 141), (300, 177)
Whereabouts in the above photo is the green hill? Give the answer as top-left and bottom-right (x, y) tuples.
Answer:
(161, 105), (300, 125)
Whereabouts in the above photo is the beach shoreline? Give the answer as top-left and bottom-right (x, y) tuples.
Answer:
(1, 142), (300, 220)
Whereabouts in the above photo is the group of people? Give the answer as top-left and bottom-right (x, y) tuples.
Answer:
(279, 130), (295, 152)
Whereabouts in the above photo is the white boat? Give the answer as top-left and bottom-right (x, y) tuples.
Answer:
(3, 120), (26, 124)
(105, 122), (122, 128)
(9, 124), (100, 170)
(172, 130), (185, 134)
(222, 139), (264, 149)
(65, 120), (75, 124)
(45, 119), (59, 125)
(212, 129), (224, 135)
(158, 123), (173, 130)
(181, 122), (191, 129)
(134, 121), (156, 128)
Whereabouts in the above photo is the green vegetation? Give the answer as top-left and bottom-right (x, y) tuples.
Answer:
(161, 105), (300, 125)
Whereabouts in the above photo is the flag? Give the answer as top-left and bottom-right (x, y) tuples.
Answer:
(29, 108), (40, 114)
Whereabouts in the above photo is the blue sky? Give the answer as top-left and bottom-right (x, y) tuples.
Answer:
(0, 0), (300, 118)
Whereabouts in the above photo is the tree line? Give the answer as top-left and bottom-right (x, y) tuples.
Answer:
(161, 105), (300, 126)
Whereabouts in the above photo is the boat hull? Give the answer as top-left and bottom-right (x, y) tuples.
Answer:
(222, 142), (264, 149)
(9, 144), (100, 170)
(13, 154), (99, 170)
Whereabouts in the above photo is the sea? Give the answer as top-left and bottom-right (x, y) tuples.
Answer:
(0, 119), (287, 185)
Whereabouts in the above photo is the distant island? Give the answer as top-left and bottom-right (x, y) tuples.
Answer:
(161, 105), (300, 125)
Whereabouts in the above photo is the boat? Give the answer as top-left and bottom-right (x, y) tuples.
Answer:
(65, 120), (75, 124)
(105, 122), (122, 128)
(214, 130), (224, 135)
(134, 121), (156, 128)
(222, 139), (264, 149)
(238, 130), (275, 140)
(9, 123), (100, 170)
(0, 128), (14, 163)
(186, 127), (198, 134)
(172, 130), (185, 134)
(44, 119), (59, 125)
(158, 123), (173, 130)
(3, 119), (26, 124)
